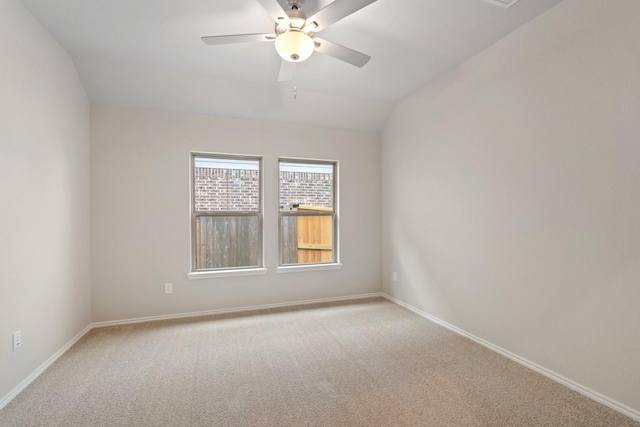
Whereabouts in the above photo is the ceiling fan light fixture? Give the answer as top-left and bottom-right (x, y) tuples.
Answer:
(304, 21), (318, 32)
(276, 17), (288, 31)
(289, 17), (305, 29)
(275, 30), (314, 62)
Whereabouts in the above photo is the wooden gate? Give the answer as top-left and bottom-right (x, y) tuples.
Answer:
(282, 206), (333, 264)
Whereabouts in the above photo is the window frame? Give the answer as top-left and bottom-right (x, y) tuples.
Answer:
(189, 152), (263, 275)
(277, 158), (339, 269)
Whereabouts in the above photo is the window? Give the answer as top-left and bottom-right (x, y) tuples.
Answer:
(279, 159), (337, 266)
(191, 154), (262, 272)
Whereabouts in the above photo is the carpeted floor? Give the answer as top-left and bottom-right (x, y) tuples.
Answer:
(0, 297), (637, 426)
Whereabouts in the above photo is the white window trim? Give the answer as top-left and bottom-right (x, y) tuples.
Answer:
(276, 263), (342, 274)
(190, 152), (264, 274)
(278, 157), (339, 268)
(187, 268), (268, 280)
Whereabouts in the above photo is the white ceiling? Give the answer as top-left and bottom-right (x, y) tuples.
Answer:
(21, 0), (564, 132)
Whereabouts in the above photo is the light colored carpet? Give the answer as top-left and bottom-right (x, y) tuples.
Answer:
(0, 298), (637, 426)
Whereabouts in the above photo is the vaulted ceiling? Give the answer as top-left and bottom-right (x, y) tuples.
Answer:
(22, 0), (564, 131)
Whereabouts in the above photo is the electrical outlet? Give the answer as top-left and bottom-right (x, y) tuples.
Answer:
(392, 272), (397, 282)
(164, 283), (173, 294)
(12, 330), (21, 351)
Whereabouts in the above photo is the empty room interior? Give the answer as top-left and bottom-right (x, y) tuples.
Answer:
(1, 0), (639, 425)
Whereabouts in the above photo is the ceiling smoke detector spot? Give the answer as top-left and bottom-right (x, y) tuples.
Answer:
(480, 0), (521, 8)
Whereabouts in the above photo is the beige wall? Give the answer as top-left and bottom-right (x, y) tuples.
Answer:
(382, 0), (640, 414)
(0, 0), (91, 401)
(90, 105), (381, 322)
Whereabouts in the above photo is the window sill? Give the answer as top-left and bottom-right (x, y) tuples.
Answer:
(187, 268), (267, 280)
(276, 263), (343, 274)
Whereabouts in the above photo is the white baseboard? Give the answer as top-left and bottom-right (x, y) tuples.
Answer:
(92, 292), (384, 328)
(381, 293), (640, 422)
(0, 324), (93, 411)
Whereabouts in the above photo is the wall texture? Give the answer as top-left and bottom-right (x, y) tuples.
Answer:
(90, 105), (381, 322)
(382, 0), (640, 416)
(0, 0), (91, 402)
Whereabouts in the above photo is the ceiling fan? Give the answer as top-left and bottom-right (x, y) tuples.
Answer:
(201, 0), (377, 81)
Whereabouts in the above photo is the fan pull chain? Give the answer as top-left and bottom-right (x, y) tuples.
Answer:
(293, 63), (297, 100)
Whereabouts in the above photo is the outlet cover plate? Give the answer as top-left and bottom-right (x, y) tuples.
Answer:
(165, 283), (173, 294)
(12, 330), (21, 351)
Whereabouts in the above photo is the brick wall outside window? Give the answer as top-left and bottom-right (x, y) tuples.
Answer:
(279, 171), (333, 209)
(194, 168), (259, 211)
(194, 168), (333, 211)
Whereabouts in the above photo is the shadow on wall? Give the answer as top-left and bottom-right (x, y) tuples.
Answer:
(387, 208), (456, 322)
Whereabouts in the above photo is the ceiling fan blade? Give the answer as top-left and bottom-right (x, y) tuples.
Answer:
(306, 0), (377, 32)
(278, 60), (295, 82)
(313, 38), (370, 67)
(256, 0), (290, 24)
(201, 33), (276, 46)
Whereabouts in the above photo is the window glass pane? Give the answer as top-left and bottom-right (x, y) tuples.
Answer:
(281, 215), (334, 265)
(279, 162), (334, 211)
(195, 215), (259, 269)
(194, 157), (259, 212)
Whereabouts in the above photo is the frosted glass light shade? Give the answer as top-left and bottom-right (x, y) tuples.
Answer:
(275, 30), (314, 62)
